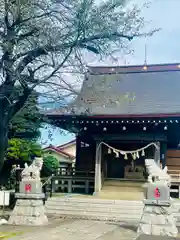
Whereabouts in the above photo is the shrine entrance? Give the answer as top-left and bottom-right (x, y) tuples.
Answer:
(96, 141), (159, 200)
(102, 141), (158, 181)
(106, 156), (125, 178)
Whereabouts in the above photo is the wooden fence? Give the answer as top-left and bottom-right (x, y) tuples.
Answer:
(51, 176), (94, 194)
(57, 167), (95, 177)
(42, 168), (95, 195)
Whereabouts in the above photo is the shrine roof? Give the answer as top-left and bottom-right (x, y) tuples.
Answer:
(43, 145), (75, 159)
(46, 63), (180, 118)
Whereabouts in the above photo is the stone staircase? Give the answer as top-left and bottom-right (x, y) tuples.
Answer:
(45, 197), (143, 224)
(45, 196), (180, 226)
(99, 180), (145, 200)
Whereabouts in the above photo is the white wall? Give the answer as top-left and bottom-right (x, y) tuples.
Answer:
(61, 144), (76, 156)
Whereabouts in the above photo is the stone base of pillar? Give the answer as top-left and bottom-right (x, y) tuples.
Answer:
(137, 205), (178, 237)
(93, 191), (100, 196)
(8, 193), (48, 226)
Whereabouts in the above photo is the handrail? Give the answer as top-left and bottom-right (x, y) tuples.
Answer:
(41, 175), (54, 187)
(57, 167), (95, 177)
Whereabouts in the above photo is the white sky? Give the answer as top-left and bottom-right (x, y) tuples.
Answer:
(41, 0), (180, 146)
(129, 0), (180, 64)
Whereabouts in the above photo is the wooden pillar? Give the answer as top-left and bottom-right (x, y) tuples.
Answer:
(154, 141), (160, 165)
(75, 135), (81, 170)
(161, 142), (167, 168)
(94, 142), (102, 195)
(104, 159), (107, 179)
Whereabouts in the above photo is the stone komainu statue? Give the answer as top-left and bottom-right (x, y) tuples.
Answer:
(8, 156), (48, 226)
(137, 159), (178, 237)
(21, 157), (43, 181)
(145, 159), (171, 184)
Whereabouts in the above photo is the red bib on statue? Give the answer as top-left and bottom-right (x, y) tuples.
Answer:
(25, 184), (31, 193)
(154, 187), (160, 198)
(146, 182), (170, 201)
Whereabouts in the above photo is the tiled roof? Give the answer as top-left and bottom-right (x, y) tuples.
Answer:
(43, 145), (75, 159)
(57, 139), (76, 149)
(46, 63), (180, 117)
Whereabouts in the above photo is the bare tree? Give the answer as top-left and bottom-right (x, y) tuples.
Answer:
(0, 0), (158, 169)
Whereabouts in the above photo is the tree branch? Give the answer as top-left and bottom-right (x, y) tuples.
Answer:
(7, 87), (32, 119)
(44, 81), (79, 95)
(14, 30), (135, 74)
(4, 0), (10, 30)
(15, 31), (134, 59)
(36, 45), (74, 85)
(16, 28), (39, 42)
(11, 10), (60, 27)
(15, 48), (47, 73)
(82, 32), (134, 42)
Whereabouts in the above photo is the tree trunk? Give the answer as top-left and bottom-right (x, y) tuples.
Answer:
(0, 115), (8, 172)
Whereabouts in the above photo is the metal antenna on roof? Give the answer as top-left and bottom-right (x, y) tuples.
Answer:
(143, 35), (148, 70)
(144, 43), (147, 65)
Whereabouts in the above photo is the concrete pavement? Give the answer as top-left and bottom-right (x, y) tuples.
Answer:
(2, 219), (137, 240)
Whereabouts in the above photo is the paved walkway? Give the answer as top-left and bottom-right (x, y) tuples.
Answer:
(0, 219), (137, 240)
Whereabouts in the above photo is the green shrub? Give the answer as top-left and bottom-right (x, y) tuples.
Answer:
(41, 156), (59, 177)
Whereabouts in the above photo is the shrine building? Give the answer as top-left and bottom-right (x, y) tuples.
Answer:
(45, 63), (180, 195)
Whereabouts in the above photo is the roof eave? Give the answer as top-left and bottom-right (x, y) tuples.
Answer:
(58, 139), (76, 149)
(43, 147), (75, 159)
(45, 113), (180, 119)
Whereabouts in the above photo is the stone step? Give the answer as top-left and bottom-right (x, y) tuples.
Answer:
(101, 187), (144, 192)
(47, 197), (143, 205)
(46, 197), (144, 224)
(172, 202), (180, 207)
(46, 206), (143, 215)
(45, 197), (180, 226)
(47, 197), (180, 209)
(99, 190), (144, 194)
(103, 180), (145, 187)
(46, 209), (180, 226)
(47, 213), (140, 224)
(46, 209), (141, 222)
(46, 204), (143, 210)
(46, 205), (143, 213)
(46, 205), (143, 214)
(98, 192), (144, 201)
(46, 201), (143, 209)
(48, 197), (180, 206)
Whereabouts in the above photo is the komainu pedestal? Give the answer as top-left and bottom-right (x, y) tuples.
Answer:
(8, 158), (48, 226)
(137, 204), (178, 237)
(8, 194), (48, 225)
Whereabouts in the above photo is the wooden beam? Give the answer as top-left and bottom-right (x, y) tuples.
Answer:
(93, 133), (167, 142)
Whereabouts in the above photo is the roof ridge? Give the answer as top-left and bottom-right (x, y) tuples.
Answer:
(57, 139), (76, 148)
(87, 63), (180, 68)
(87, 63), (180, 74)
(43, 145), (75, 159)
